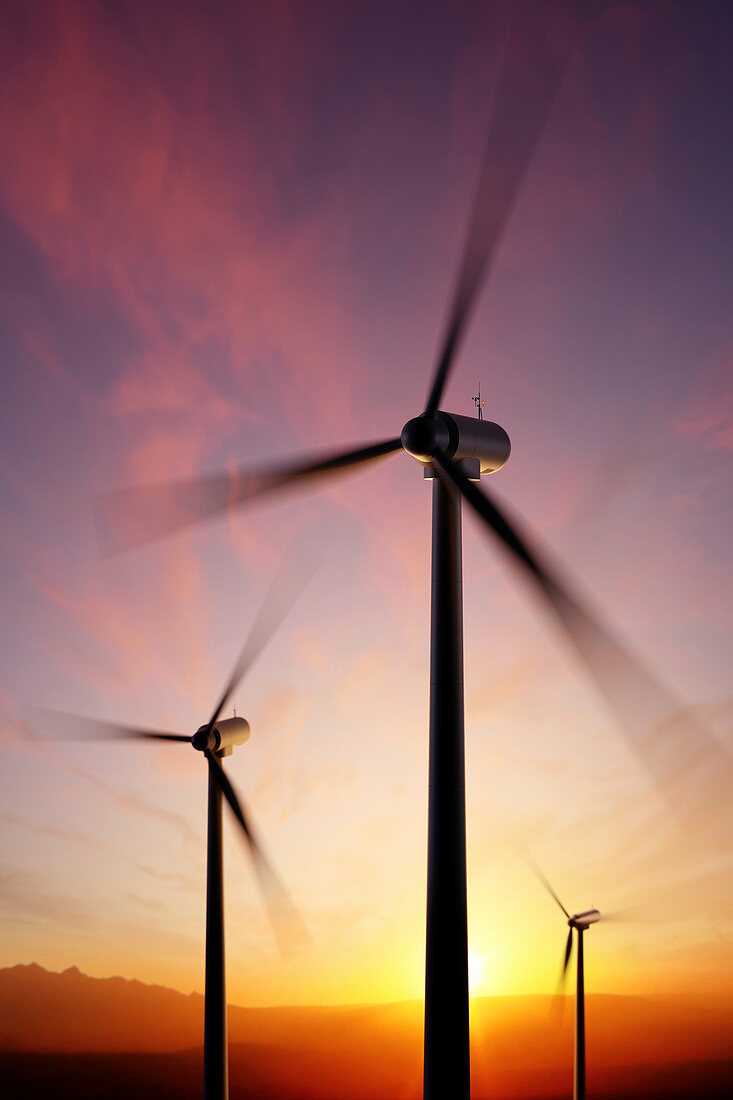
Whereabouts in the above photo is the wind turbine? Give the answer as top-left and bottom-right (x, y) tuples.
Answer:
(34, 559), (309, 1100)
(528, 859), (605, 1100)
(92, 4), (731, 1098)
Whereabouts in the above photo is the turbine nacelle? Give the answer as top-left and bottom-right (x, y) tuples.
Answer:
(193, 715), (251, 753)
(401, 411), (511, 475)
(569, 909), (601, 930)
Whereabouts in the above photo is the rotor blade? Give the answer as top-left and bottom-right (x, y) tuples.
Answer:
(206, 750), (309, 953)
(551, 928), (574, 1023)
(433, 453), (733, 828)
(524, 853), (570, 918)
(600, 908), (649, 924)
(94, 438), (401, 556)
(26, 708), (189, 743)
(202, 541), (315, 739)
(562, 928), (574, 976)
(424, 0), (588, 417)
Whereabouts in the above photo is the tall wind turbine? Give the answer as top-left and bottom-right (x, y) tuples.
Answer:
(92, 4), (731, 1097)
(35, 560), (309, 1100)
(528, 859), (604, 1100)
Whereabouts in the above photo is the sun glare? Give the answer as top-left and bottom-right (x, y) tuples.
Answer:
(468, 950), (485, 993)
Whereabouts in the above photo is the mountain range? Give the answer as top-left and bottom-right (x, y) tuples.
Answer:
(1, 963), (730, 1099)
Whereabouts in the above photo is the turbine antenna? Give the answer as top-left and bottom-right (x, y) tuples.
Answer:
(472, 384), (484, 420)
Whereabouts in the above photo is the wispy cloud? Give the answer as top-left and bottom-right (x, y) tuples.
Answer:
(675, 348), (733, 453)
(0, 864), (97, 929)
(71, 765), (199, 848)
(0, 812), (114, 854)
(136, 863), (200, 894)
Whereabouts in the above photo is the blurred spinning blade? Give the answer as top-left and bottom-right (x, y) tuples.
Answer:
(553, 927), (575, 1018)
(525, 852), (570, 918)
(424, 0), (589, 418)
(434, 453), (732, 829)
(95, 438), (401, 556)
(198, 539), (316, 745)
(206, 749), (310, 954)
(28, 710), (190, 743)
(562, 927), (574, 979)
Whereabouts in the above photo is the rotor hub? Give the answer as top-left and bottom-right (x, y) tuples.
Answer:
(192, 725), (217, 752)
(568, 908), (601, 930)
(193, 715), (251, 753)
(400, 415), (450, 464)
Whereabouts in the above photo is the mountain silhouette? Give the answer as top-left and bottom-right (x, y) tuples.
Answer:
(1, 964), (730, 1099)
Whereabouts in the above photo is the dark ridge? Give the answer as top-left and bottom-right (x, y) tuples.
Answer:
(0, 1050), (730, 1100)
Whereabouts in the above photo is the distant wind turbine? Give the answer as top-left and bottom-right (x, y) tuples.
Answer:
(528, 857), (608, 1100)
(32, 553), (311, 1100)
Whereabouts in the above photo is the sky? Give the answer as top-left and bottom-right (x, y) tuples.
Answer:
(0, 0), (731, 1013)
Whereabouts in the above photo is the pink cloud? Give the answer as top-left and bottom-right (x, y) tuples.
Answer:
(0, 0), (372, 507)
(676, 350), (733, 452)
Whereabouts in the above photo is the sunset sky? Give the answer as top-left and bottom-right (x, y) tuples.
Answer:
(0, 0), (731, 1015)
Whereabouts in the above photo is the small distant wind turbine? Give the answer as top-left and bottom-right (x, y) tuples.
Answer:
(529, 859), (605, 1100)
(33, 556), (310, 1100)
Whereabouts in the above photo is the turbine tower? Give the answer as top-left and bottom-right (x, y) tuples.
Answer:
(561, 907), (601, 1100)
